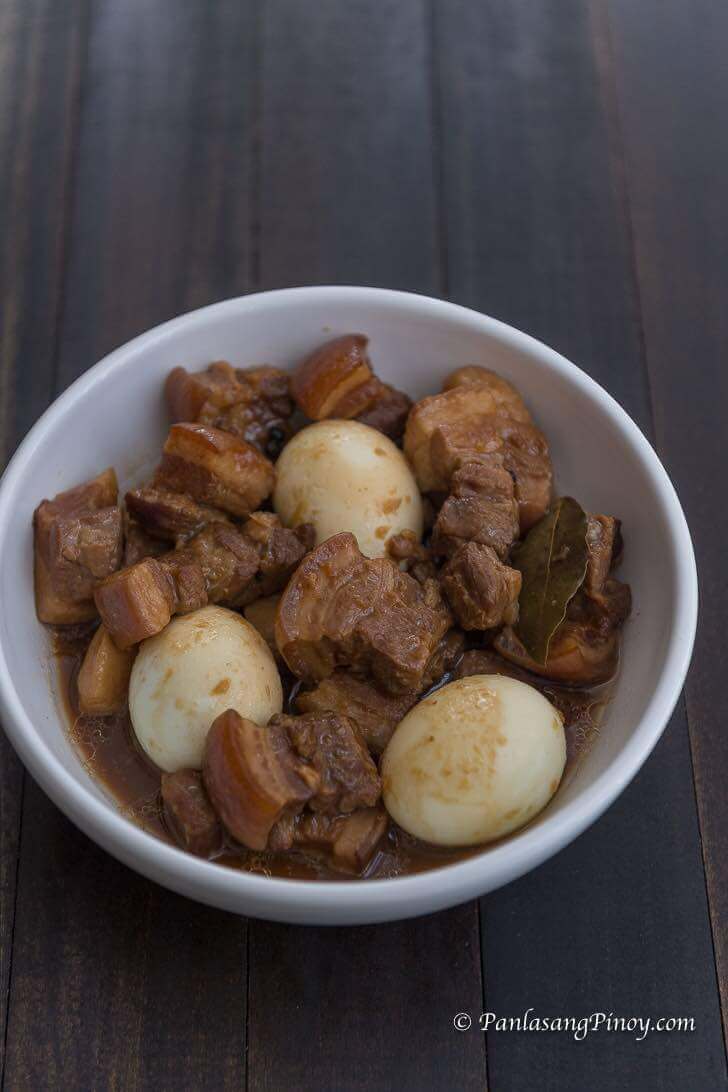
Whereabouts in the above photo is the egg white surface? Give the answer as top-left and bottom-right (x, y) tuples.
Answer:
(129, 605), (282, 772)
(273, 419), (423, 558)
(382, 674), (566, 846)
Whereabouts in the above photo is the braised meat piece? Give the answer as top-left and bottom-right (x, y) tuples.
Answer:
(297, 672), (416, 755)
(497, 418), (553, 531)
(125, 486), (228, 543)
(431, 460), (520, 560)
(165, 360), (246, 420)
(203, 710), (319, 850)
(386, 530), (437, 583)
(494, 620), (619, 687)
(95, 514), (306, 647)
(165, 361), (294, 458)
(584, 514), (618, 597)
(76, 624), (135, 715)
(272, 711), (380, 813)
(155, 423), (275, 518)
(123, 516), (166, 566)
(161, 769), (222, 857)
(94, 558), (177, 648)
(275, 532), (452, 694)
(241, 511), (315, 600)
(442, 366), (533, 422)
(404, 385), (501, 492)
(200, 366), (294, 458)
(355, 383), (412, 442)
(291, 334), (411, 440)
(34, 468), (123, 624)
(404, 383), (553, 530)
(268, 807), (388, 873)
(421, 628), (467, 690)
(156, 552), (208, 614)
(440, 543), (521, 631)
(292, 334), (377, 419)
(43, 507), (122, 601)
(243, 595), (281, 656)
(171, 523), (259, 606)
(582, 514), (631, 628)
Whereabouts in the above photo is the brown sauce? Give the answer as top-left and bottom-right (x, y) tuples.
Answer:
(54, 626), (607, 882)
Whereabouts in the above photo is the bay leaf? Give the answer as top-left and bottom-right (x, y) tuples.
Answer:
(511, 496), (589, 665)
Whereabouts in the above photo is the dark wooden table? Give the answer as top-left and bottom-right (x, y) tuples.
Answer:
(1, 2), (726, 1089)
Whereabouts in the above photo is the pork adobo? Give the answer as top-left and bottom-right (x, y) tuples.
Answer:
(36, 335), (631, 880)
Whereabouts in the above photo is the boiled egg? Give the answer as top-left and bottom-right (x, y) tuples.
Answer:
(273, 419), (423, 558)
(381, 674), (565, 846)
(129, 605), (282, 772)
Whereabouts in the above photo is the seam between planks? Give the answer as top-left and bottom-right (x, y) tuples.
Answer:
(49, 0), (92, 404)
(426, 0), (450, 302)
(245, 5), (264, 1089)
(592, 0), (728, 1061)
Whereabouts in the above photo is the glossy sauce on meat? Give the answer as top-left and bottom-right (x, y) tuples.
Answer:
(54, 625), (610, 881)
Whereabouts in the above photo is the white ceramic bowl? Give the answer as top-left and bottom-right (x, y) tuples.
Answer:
(0, 287), (697, 924)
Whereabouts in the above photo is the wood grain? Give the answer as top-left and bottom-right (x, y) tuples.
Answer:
(605, 0), (728, 1050)
(247, 3), (486, 1090)
(0, 0), (87, 1079)
(434, 1), (726, 1087)
(3, 2), (258, 1087)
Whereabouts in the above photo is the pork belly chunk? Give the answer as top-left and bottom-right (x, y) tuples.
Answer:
(240, 511), (315, 600)
(123, 516), (167, 566)
(297, 672), (418, 755)
(165, 360), (246, 421)
(440, 542), (521, 631)
(204, 365), (294, 458)
(291, 334), (412, 441)
(125, 486), (229, 543)
(203, 710), (319, 851)
(94, 558), (177, 648)
(34, 468), (123, 624)
(271, 711), (381, 814)
(243, 595), (281, 656)
(76, 624), (135, 715)
(275, 532), (452, 694)
(404, 386), (499, 492)
(431, 459), (520, 560)
(161, 769), (223, 857)
(268, 807), (388, 873)
(155, 423), (275, 517)
(170, 523), (259, 606)
(386, 530), (437, 583)
(296, 629), (464, 754)
(442, 365), (532, 423)
(95, 512), (310, 648)
(165, 361), (295, 458)
(404, 383), (553, 530)
(355, 384), (412, 441)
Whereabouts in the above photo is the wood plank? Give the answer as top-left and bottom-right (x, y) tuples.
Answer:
(0, 0), (86, 1079)
(247, 3), (486, 1089)
(605, 0), (728, 1047)
(3, 2), (257, 1087)
(434, 1), (727, 1088)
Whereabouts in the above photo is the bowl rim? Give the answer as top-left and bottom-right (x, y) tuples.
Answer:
(0, 286), (698, 921)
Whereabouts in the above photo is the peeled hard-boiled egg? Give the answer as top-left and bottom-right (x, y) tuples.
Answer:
(273, 419), (423, 558)
(129, 605), (282, 773)
(382, 675), (566, 846)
